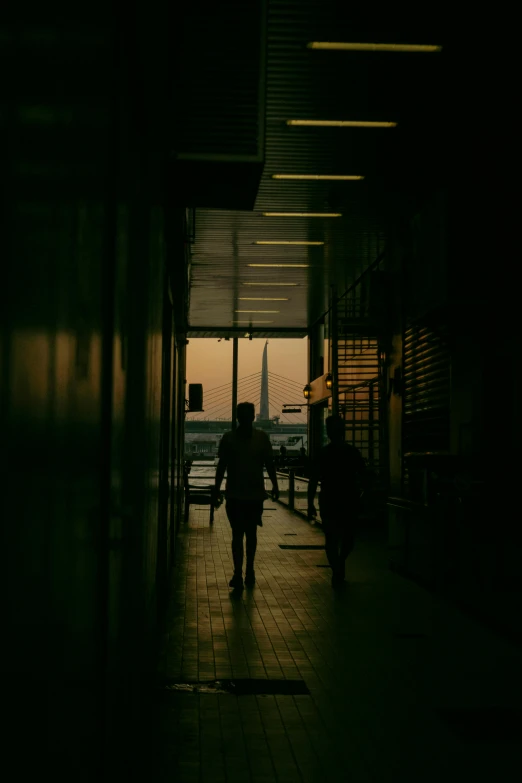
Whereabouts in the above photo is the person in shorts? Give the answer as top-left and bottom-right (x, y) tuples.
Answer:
(214, 402), (279, 588)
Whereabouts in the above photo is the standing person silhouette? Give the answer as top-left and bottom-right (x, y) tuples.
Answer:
(214, 402), (279, 589)
(307, 415), (366, 587)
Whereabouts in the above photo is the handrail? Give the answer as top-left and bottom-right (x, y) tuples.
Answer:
(275, 470), (321, 524)
(310, 250), (386, 328)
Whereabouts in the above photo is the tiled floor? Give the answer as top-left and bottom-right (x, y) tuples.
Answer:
(154, 502), (522, 782)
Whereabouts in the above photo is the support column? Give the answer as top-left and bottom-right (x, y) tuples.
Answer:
(331, 285), (339, 417)
(231, 337), (238, 431)
(307, 323), (325, 460)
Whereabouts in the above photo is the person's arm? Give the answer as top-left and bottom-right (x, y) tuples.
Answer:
(264, 437), (279, 500)
(213, 435), (228, 503)
(265, 454), (279, 500)
(307, 456), (319, 517)
(214, 457), (227, 493)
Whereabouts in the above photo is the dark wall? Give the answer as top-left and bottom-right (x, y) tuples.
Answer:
(1, 3), (187, 778)
(384, 29), (522, 631)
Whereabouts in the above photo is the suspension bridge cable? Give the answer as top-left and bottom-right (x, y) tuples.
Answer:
(268, 392), (306, 411)
(191, 372), (300, 410)
(189, 379), (262, 417)
(193, 376), (262, 409)
(266, 375), (305, 397)
(196, 374), (262, 407)
(267, 376), (307, 397)
(266, 377), (307, 403)
(196, 371), (261, 395)
(204, 392), (263, 422)
(267, 371), (303, 386)
(265, 388), (306, 421)
(201, 371), (301, 408)
(199, 380), (304, 421)
(267, 371), (306, 387)
(267, 387), (306, 416)
(189, 388), (261, 419)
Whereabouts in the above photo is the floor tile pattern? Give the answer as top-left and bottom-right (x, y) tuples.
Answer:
(154, 501), (522, 782)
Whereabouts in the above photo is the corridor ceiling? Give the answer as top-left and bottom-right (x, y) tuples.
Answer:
(186, 1), (449, 337)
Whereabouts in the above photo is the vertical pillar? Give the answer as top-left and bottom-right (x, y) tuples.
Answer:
(288, 469), (295, 510)
(307, 323), (325, 460)
(260, 340), (269, 419)
(368, 382), (374, 466)
(331, 285), (339, 417)
(231, 337), (238, 431)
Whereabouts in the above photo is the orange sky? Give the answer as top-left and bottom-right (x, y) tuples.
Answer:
(186, 337), (308, 422)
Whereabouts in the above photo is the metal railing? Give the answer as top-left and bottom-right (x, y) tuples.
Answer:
(276, 470), (322, 523)
(185, 466), (322, 523)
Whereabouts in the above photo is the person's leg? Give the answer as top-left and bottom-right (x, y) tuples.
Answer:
(231, 525), (245, 575)
(321, 517), (341, 576)
(244, 501), (263, 585)
(338, 502), (359, 579)
(226, 499), (245, 586)
(338, 525), (355, 580)
(244, 523), (258, 584)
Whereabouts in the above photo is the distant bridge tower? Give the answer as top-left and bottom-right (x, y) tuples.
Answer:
(259, 340), (269, 420)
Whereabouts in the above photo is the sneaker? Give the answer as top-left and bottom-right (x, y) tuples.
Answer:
(244, 570), (256, 587)
(229, 574), (244, 589)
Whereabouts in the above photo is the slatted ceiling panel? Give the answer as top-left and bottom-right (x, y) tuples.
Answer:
(175, 2), (265, 158)
(186, 0), (445, 332)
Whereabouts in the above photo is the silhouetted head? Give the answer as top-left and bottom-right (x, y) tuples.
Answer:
(326, 415), (345, 442)
(280, 445), (287, 455)
(236, 401), (255, 427)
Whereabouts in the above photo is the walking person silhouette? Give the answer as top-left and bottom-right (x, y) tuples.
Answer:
(308, 415), (366, 587)
(214, 402), (279, 589)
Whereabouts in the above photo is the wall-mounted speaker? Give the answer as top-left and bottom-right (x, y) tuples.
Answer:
(188, 384), (203, 412)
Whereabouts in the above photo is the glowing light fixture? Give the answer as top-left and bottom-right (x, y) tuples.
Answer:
(325, 373), (333, 390)
(286, 119), (397, 128)
(243, 282), (298, 286)
(235, 310), (280, 313)
(272, 174), (364, 180)
(248, 264), (310, 268)
(303, 384), (312, 400)
(307, 42), (442, 53)
(232, 320), (274, 324)
(238, 297), (289, 301)
(262, 212), (342, 217)
(253, 240), (324, 246)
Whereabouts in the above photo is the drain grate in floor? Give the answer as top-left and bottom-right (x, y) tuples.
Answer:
(316, 564), (331, 568)
(284, 533), (297, 536)
(437, 707), (522, 742)
(161, 679), (310, 696)
(279, 544), (325, 550)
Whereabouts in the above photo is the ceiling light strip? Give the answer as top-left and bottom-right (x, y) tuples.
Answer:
(272, 174), (364, 180)
(286, 119), (397, 128)
(238, 298), (289, 301)
(253, 240), (324, 246)
(307, 42), (442, 52)
(243, 282), (298, 286)
(248, 264), (309, 268)
(235, 310), (280, 313)
(262, 212), (341, 217)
